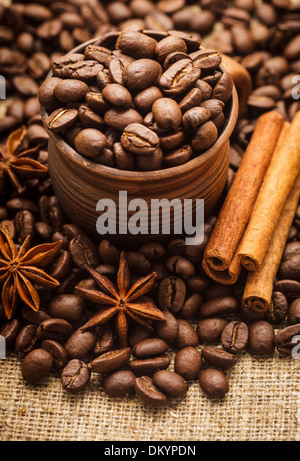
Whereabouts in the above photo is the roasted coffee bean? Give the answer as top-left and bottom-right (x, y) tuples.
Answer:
(77, 106), (105, 130)
(153, 370), (188, 397)
(113, 142), (135, 170)
(192, 121), (219, 151)
(41, 340), (68, 370)
(128, 324), (154, 348)
(154, 310), (178, 344)
(15, 324), (38, 354)
(93, 324), (114, 356)
(182, 107), (211, 130)
(103, 370), (136, 397)
(88, 348), (131, 374)
(136, 147), (163, 171)
(156, 35), (187, 64)
(123, 59), (162, 92)
(199, 296), (239, 318)
(278, 255), (300, 281)
(116, 30), (157, 59)
(0, 319), (21, 350)
(74, 128), (107, 158)
(132, 338), (168, 358)
(21, 305), (50, 326)
(134, 86), (164, 114)
(65, 328), (97, 359)
(129, 355), (170, 375)
(84, 44), (112, 64)
(22, 348), (53, 385)
(199, 368), (229, 399)
(175, 319), (198, 349)
(166, 256), (195, 279)
(152, 98), (182, 130)
(179, 88), (203, 113)
(14, 210), (35, 243)
(274, 279), (300, 301)
(61, 359), (90, 393)
(102, 83), (132, 108)
(248, 320), (275, 356)
(121, 123), (159, 155)
(134, 375), (167, 406)
(158, 276), (186, 312)
(180, 293), (202, 320)
(197, 318), (229, 344)
(265, 291), (288, 324)
(105, 107), (143, 131)
(221, 321), (249, 354)
(287, 299), (300, 325)
(125, 251), (152, 275)
(49, 250), (72, 281)
(201, 347), (238, 370)
(46, 108), (78, 132)
(69, 234), (100, 268)
(275, 324), (300, 356)
(85, 91), (109, 113)
(164, 145), (193, 167)
(36, 318), (74, 343)
(174, 347), (202, 380)
(159, 59), (201, 95)
(13, 75), (39, 97)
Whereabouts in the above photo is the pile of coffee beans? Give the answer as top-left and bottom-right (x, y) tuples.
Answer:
(38, 29), (233, 170)
(0, 0), (300, 405)
(0, 192), (300, 404)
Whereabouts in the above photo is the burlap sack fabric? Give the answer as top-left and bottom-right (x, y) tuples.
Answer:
(0, 348), (299, 441)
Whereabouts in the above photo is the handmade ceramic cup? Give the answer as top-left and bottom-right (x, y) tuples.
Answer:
(41, 37), (251, 246)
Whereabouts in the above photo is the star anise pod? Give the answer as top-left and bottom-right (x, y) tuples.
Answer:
(76, 252), (166, 347)
(0, 228), (62, 319)
(0, 125), (48, 194)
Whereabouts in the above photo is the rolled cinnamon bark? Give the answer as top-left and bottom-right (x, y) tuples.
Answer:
(202, 111), (283, 282)
(202, 244), (242, 285)
(239, 112), (300, 271)
(242, 174), (300, 313)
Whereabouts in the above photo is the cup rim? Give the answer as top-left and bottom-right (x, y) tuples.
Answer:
(41, 36), (239, 183)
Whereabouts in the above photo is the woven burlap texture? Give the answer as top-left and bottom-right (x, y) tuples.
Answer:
(0, 350), (299, 441)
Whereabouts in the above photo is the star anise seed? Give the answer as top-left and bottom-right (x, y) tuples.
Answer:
(0, 227), (62, 319)
(75, 251), (166, 347)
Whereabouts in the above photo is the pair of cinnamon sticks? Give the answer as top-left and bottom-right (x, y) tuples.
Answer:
(203, 110), (300, 313)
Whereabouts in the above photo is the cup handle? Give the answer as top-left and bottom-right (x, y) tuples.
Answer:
(221, 54), (252, 117)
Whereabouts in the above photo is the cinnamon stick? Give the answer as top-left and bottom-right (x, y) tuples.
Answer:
(242, 174), (300, 313)
(202, 243), (242, 285)
(202, 111), (283, 283)
(239, 112), (300, 271)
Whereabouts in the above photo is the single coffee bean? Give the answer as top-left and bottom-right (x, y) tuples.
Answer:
(49, 250), (72, 281)
(14, 210), (35, 244)
(0, 319), (21, 350)
(265, 291), (288, 324)
(182, 106), (211, 130)
(78, 106), (105, 130)
(102, 83), (132, 108)
(61, 359), (90, 393)
(113, 142), (135, 170)
(54, 79), (89, 103)
(84, 44), (112, 64)
(287, 299), (300, 325)
(191, 49), (222, 71)
(123, 59), (162, 92)
(278, 255), (300, 281)
(21, 348), (53, 385)
(93, 324), (114, 356)
(174, 347), (202, 380)
(158, 276), (186, 312)
(274, 279), (300, 301)
(134, 86), (164, 114)
(132, 338), (168, 358)
(199, 368), (229, 399)
(197, 318), (229, 344)
(159, 59), (201, 95)
(15, 324), (38, 354)
(104, 107), (143, 131)
(41, 340), (68, 370)
(116, 30), (157, 59)
(152, 98), (182, 130)
(36, 318), (74, 343)
(46, 108), (78, 133)
(201, 347), (238, 370)
(221, 321), (249, 354)
(65, 328), (97, 359)
(248, 320), (275, 356)
(164, 145), (193, 167)
(153, 370), (188, 397)
(129, 355), (170, 375)
(88, 348), (131, 374)
(136, 147), (163, 171)
(199, 296), (239, 318)
(103, 370), (136, 397)
(21, 305), (50, 326)
(121, 123), (159, 155)
(175, 319), (198, 349)
(74, 128), (107, 158)
(156, 35), (187, 63)
(275, 324), (300, 356)
(128, 324), (154, 348)
(134, 376), (167, 406)
(179, 88), (203, 113)
(192, 120), (218, 151)
(154, 310), (178, 344)
(69, 234), (100, 268)
(166, 256), (195, 279)
(85, 91), (109, 113)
